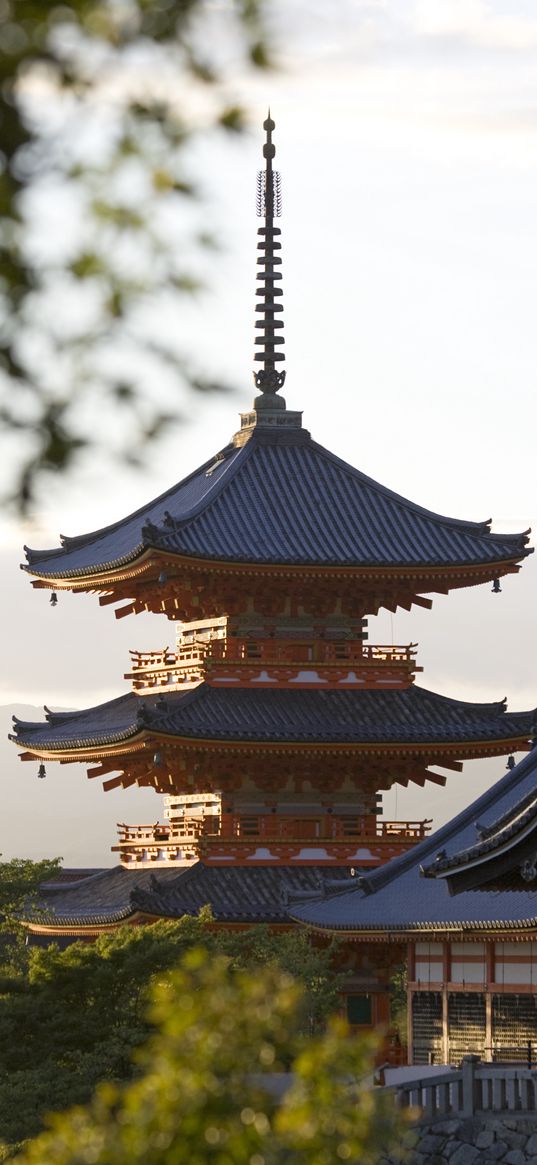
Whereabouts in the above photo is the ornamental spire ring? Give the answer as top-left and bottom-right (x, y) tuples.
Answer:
(253, 113), (286, 396)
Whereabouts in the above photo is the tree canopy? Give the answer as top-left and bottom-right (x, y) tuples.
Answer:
(0, 0), (271, 508)
(0, 857), (62, 976)
(0, 913), (343, 1149)
(0, 857), (62, 918)
(11, 949), (407, 1165)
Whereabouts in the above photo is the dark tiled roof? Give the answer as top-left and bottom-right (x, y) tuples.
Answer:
(12, 694), (144, 750)
(41, 869), (106, 888)
(10, 684), (536, 751)
(22, 428), (531, 578)
(130, 864), (355, 923)
(290, 747), (537, 932)
(422, 786), (537, 881)
(30, 864), (355, 928)
(29, 866), (183, 927)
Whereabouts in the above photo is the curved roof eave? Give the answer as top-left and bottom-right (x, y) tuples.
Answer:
(287, 915), (537, 933)
(22, 438), (246, 576)
(20, 428), (533, 581)
(423, 787), (537, 879)
(10, 684), (536, 753)
(287, 746), (537, 933)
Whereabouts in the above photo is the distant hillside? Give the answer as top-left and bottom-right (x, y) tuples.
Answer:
(0, 704), (156, 866)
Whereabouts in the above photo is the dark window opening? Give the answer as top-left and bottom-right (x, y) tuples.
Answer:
(346, 994), (372, 1025)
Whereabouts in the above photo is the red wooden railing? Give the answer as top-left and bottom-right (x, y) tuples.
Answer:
(115, 816), (431, 846)
(126, 640), (420, 690)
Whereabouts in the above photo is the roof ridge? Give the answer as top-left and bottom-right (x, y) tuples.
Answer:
(48, 692), (137, 721)
(305, 437), (532, 547)
(145, 685), (206, 726)
(359, 745), (537, 895)
(423, 789), (537, 875)
(479, 784), (537, 840)
(23, 442), (238, 566)
(412, 684), (510, 713)
(146, 438), (257, 538)
(47, 865), (125, 892)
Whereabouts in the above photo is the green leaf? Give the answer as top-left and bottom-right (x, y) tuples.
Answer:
(219, 105), (246, 133)
(69, 253), (105, 279)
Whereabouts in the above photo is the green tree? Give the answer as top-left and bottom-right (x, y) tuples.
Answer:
(0, 858), (62, 918)
(13, 950), (407, 1165)
(0, 917), (344, 1149)
(212, 924), (343, 1033)
(0, 0), (271, 509)
(0, 857), (62, 975)
(389, 961), (408, 1047)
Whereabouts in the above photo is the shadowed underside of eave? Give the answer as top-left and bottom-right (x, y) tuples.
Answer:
(11, 685), (535, 795)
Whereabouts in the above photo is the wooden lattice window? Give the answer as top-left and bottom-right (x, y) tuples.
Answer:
(448, 992), (485, 1060)
(492, 994), (537, 1062)
(412, 992), (442, 1065)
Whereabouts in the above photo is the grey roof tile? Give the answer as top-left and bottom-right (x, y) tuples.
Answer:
(11, 685), (536, 751)
(31, 864), (355, 927)
(28, 866), (182, 925)
(130, 864), (354, 923)
(23, 429), (532, 578)
(290, 747), (537, 931)
(422, 785), (537, 878)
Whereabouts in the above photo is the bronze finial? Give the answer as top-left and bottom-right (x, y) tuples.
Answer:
(253, 113), (286, 398)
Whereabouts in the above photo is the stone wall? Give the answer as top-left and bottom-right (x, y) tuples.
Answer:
(382, 1115), (537, 1165)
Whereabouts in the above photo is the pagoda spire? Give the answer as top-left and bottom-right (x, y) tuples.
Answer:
(253, 112), (286, 400)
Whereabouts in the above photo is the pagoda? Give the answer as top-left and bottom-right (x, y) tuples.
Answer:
(11, 120), (535, 1042)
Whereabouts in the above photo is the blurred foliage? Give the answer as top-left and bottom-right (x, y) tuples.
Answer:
(12, 950), (407, 1165)
(0, 0), (272, 509)
(0, 912), (344, 1148)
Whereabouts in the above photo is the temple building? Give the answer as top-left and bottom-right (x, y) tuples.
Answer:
(10, 118), (535, 1053)
(290, 745), (537, 1065)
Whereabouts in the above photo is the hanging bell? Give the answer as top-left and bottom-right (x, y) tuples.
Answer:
(492, 579), (501, 594)
(158, 571), (167, 585)
(506, 754), (515, 770)
(37, 763), (46, 779)
(153, 751), (164, 768)
(49, 592), (58, 607)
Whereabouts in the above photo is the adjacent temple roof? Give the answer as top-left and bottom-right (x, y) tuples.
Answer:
(29, 866), (181, 929)
(422, 779), (537, 893)
(289, 746), (537, 933)
(10, 684), (535, 754)
(26, 864), (353, 933)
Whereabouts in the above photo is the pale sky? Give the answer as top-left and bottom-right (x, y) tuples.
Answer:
(2, 0), (537, 865)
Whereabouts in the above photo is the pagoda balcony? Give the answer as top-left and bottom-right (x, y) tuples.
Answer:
(113, 815), (432, 868)
(125, 641), (421, 692)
